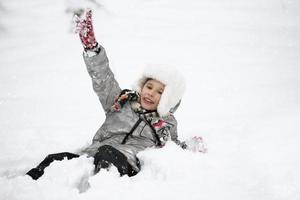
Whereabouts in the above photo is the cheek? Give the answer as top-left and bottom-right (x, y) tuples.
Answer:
(140, 88), (145, 97)
(140, 91), (147, 99)
(141, 86), (148, 95)
(155, 94), (162, 104)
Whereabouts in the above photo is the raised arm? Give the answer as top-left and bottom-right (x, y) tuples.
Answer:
(75, 10), (121, 113)
(83, 46), (121, 113)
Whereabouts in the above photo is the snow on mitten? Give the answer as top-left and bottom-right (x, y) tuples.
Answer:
(74, 9), (98, 50)
(184, 136), (207, 153)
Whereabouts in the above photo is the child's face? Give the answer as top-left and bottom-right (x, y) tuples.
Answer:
(140, 79), (165, 111)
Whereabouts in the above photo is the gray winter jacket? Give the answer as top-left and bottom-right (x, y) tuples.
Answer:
(81, 45), (182, 171)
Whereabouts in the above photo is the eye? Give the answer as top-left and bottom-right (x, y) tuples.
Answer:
(158, 91), (163, 95)
(147, 85), (152, 90)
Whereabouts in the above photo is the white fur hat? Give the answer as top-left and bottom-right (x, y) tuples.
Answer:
(132, 65), (186, 117)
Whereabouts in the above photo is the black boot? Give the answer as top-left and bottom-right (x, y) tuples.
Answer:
(26, 167), (44, 180)
(93, 145), (140, 177)
(26, 152), (80, 180)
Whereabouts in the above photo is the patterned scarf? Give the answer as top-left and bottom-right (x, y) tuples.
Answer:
(111, 89), (172, 145)
(111, 89), (140, 112)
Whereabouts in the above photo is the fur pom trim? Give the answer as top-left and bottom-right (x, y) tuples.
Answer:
(132, 65), (186, 117)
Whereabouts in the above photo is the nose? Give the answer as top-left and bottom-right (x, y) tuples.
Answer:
(148, 90), (154, 97)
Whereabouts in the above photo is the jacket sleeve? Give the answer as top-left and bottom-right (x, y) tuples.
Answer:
(83, 45), (122, 114)
(168, 116), (187, 149)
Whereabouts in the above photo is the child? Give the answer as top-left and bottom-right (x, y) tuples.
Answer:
(26, 10), (204, 180)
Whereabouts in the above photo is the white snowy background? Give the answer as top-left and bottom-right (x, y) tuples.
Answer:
(0, 0), (299, 199)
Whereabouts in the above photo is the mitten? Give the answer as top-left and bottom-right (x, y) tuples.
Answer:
(74, 9), (98, 50)
(184, 136), (207, 153)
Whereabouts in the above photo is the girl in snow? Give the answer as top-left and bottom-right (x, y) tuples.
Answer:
(27, 10), (205, 180)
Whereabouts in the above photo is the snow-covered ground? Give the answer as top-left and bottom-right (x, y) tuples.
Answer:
(0, 0), (300, 199)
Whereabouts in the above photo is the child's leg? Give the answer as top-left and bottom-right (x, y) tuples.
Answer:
(27, 152), (80, 180)
(94, 145), (140, 177)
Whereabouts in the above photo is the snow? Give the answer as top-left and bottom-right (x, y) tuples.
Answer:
(0, 0), (300, 199)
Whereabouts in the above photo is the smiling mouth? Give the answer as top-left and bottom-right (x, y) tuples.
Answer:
(143, 97), (154, 105)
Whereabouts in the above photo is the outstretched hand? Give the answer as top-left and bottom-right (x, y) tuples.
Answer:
(184, 136), (207, 153)
(74, 9), (98, 50)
